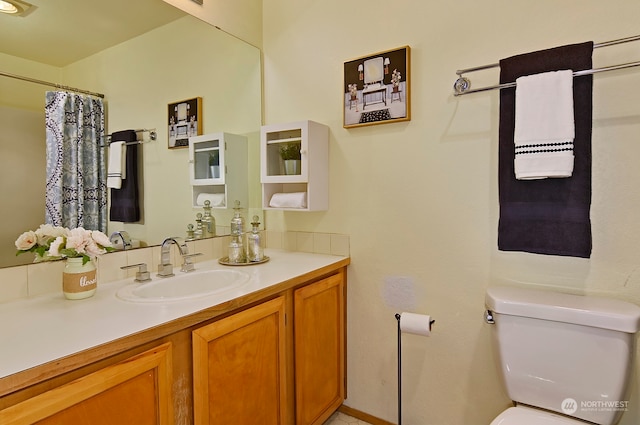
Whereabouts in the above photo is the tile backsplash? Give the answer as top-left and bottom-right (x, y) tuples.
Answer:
(0, 231), (350, 304)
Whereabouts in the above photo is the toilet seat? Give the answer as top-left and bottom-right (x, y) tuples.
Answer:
(490, 406), (586, 425)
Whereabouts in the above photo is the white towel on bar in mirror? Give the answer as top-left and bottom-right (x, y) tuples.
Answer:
(107, 141), (127, 189)
(269, 192), (307, 209)
(514, 69), (575, 180)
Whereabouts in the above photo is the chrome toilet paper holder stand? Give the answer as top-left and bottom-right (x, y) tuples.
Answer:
(394, 313), (435, 425)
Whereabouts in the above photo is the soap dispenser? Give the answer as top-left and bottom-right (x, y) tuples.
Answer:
(247, 215), (264, 262)
(202, 200), (216, 237)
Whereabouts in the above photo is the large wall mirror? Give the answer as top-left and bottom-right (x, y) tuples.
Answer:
(0, 0), (263, 268)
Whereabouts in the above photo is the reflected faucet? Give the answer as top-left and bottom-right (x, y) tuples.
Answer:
(158, 237), (202, 277)
(110, 231), (132, 250)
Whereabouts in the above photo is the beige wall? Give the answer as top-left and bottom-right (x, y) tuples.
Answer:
(0, 54), (54, 267)
(64, 15), (262, 246)
(162, 0), (263, 49)
(262, 1), (640, 424)
(0, 106), (45, 267)
(0, 53), (61, 110)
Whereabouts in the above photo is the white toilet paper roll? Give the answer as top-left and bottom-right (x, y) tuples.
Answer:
(400, 312), (432, 337)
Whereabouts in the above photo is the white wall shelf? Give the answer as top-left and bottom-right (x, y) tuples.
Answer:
(189, 132), (248, 209)
(260, 120), (329, 211)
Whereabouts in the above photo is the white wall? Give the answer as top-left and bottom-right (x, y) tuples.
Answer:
(262, 1), (640, 424)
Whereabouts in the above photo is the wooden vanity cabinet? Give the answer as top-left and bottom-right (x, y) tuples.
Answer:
(192, 296), (288, 425)
(294, 272), (345, 425)
(0, 262), (348, 425)
(0, 343), (174, 425)
(192, 271), (346, 425)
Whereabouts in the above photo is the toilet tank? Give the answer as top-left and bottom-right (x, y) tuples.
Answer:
(485, 286), (640, 425)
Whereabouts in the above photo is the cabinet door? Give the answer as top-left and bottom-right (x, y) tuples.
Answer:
(294, 273), (345, 425)
(192, 296), (287, 425)
(189, 133), (225, 185)
(0, 343), (174, 425)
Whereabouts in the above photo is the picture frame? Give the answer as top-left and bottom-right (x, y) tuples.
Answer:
(167, 97), (202, 148)
(343, 46), (410, 128)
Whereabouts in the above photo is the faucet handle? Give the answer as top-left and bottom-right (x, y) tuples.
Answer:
(181, 252), (203, 272)
(157, 263), (174, 278)
(121, 263), (151, 282)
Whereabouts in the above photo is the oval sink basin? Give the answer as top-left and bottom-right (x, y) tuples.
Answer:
(116, 269), (250, 303)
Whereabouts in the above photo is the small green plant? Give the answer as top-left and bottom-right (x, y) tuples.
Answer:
(279, 143), (301, 160)
(209, 150), (220, 166)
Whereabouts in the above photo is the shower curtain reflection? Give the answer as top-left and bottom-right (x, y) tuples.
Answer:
(45, 91), (107, 232)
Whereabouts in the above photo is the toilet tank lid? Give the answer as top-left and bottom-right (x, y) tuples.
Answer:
(486, 286), (640, 333)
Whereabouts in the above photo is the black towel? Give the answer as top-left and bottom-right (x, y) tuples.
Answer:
(109, 130), (141, 222)
(498, 42), (593, 258)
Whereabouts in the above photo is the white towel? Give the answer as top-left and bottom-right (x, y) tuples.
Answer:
(514, 70), (575, 180)
(269, 192), (307, 209)
(106, 141), (127, 189)
(196, 193), (226, 207)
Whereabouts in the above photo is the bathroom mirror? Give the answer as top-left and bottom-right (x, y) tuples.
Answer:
(0, 0), (262, 268)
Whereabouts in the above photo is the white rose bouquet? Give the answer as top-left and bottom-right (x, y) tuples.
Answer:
(16, 224), (114, 264)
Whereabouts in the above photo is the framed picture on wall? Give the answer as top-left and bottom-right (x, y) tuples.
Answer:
(343, 46), (411, 128)
(168, 97), (202, 148)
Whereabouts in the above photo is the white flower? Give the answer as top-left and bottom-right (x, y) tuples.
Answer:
(91, 230), (112, 248)
(35, 224), (67, 245)
(15, 231), (37, 251)
(66, 227), (92, 254)
(16, 225), (113, 262)
(85, 240), (106, 258)
(48, 236), (65, 257)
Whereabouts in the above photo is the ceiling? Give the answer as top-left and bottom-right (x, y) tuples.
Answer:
(0, 0), (186, 67)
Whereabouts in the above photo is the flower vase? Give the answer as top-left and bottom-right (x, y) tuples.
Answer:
(63, 257), (97, 300)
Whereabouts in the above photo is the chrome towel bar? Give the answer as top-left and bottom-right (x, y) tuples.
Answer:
(454, 34), (640, 96)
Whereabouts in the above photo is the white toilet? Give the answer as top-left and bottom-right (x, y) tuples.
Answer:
(485, 286), (640, 425)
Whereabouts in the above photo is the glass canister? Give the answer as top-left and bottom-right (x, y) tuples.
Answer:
(228, 200), (247, 263)
(186, 224), (195, 240)
(228, 234), (246, 263)
(202, 200), (216, 237)
(194, 213), (204, 239)
(230, 200), (245, 236)
(247, 215), (264, 262)
(62, 257), (97, 300)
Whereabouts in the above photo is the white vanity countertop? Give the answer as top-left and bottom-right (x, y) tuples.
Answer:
(0, 249), (348, 380)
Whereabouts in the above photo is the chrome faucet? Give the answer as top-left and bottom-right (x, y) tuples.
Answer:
(109, 231), (132, 250)
(157, 237), (202, 277)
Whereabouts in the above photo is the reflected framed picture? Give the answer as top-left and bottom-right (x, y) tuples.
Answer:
(343, 46), (410, 128)
(168, 97), (202, 148)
